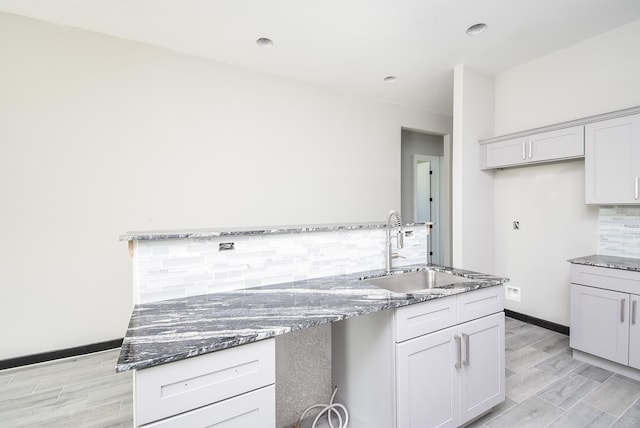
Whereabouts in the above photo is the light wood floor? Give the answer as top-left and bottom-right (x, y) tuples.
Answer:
(2, 318), (640, 427)
(0, 348), (132, 427)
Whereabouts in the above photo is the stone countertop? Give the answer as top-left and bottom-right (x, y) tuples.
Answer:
(119, 222), (430, 241)
(568, 254), (640, 272)
(116, 264), (507, 372)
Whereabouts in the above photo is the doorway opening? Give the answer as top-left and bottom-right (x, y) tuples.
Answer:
(400, 129), (449, 265)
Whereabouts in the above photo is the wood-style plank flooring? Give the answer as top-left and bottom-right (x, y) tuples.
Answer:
(2, 317), (640, 427)
(0, 349), (131, 427)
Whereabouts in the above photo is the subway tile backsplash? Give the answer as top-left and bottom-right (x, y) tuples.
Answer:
(133, 226), (430, 303)
(599, 206), (640, 259)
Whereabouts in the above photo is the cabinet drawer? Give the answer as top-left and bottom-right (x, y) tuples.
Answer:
(571, 264), (640, 294)
(143, 385), (275, 427)
(135, 339), (275, 426)
(457, 286), (504, 324)
(395, 295), (457, 342)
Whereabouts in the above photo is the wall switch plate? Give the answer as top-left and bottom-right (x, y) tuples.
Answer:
(505, 285), (521, 302)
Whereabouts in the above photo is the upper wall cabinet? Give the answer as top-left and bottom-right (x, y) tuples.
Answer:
(480, 125), (584, 170)
(585, 113), (640, 205)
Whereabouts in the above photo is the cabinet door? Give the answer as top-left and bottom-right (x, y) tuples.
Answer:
(396, 326), (459, 428)
(629, 295), (640, 370)
(585, 113), (640, 204)
(529, 125), (584, 163)
(570, 284), (629, 365)
(483, 137), (529, 169)
(458, 313), (505, 425)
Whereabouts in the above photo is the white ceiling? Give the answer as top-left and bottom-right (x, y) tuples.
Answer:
(2, 0), (640, 116)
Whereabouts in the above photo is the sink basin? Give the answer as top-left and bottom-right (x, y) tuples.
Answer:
(363, 269), (473, 293)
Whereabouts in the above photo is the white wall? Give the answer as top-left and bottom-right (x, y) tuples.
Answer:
(452, 65), (495, 273)
(494, 162), (598, 325)
(0, 12), (451, 360)
(495, 19), (640, 135)
(493, 19), (640, 325)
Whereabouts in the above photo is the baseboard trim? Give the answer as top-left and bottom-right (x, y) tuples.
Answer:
(504, 310), (569, 336)
(0, 338), (123, 370)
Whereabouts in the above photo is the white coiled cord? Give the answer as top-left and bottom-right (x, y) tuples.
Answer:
(295, 387), (349, 428)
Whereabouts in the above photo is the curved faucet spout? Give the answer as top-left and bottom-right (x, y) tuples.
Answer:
(385, 210), (404, 273)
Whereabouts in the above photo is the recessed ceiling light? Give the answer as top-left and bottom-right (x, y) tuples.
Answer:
(384, 76), (397, 83)
(466, 23), (487, 36)
(256, 37), (274, 48)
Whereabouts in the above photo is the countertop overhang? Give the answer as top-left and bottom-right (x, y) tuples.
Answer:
(116, 264), (508, 372)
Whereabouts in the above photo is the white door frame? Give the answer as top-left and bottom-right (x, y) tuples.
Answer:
(413, 154), (442, 265)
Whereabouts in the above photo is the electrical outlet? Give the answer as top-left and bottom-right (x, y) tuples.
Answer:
(505, 286), (521, 302)
(513, 221), (520, 230)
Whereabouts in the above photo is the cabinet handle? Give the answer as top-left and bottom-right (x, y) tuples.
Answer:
(622, 298), (626, 323)
(635, 177), (639, 200)
(528, 140), (533, 159)
(521, 142), (527, 160)
(462, 333), (470, 366)
(455, 335), (462, 369)
(633, 300), (637, 326)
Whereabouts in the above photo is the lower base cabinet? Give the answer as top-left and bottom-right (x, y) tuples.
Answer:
(134, 339), (276, 427)
(333, 286), (505, 428)
(397, 313), (505, 428)
(570, 263), (640, 372)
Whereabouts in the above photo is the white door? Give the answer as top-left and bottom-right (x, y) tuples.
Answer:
(458, 313), (505, 424)
(413, 155), (441, 265)
(396, 326), (458, 428)
(570, 284), (629, 365)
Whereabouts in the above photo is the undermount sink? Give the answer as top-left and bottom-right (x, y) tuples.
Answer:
(363, 269), (473, 293)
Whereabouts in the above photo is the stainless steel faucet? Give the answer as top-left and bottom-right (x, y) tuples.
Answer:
(385, 210), (404, 273)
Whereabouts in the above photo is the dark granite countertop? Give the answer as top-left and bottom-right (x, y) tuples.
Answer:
(120, 222), (430, 241)
(116, 264), (507, 372)
(568, 254), (640, 272)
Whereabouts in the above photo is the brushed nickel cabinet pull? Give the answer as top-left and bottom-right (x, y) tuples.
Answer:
(462, 333), (470, 366)
(455, 335), (462, 369)
(528, 140), (533, 159)
(522, 142), (526, 160)
(633, 300), (637, 326)
(622, 298), (626, 323)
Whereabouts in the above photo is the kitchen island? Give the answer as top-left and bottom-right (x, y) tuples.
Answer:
(117, 222), (508, 427)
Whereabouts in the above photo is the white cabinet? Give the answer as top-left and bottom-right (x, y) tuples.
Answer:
(396, 313), (504, 428)
(458, 314), (505, 423)
(570, 264), (640, 374)
(570, 284), (629, 365)
(396, 326), (459, 428)
(333, 285), (505, 428)
(585, 113), (640, 204)
(481, 126), (584, 170)
(134, 339), (276, 427)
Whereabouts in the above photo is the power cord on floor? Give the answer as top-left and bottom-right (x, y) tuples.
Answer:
(294, 386), (349, 428)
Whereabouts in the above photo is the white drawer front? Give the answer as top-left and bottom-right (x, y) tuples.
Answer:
(395, 295), (457, 342)
(136, 339), (275, 426)
(571, 264), (640, 294)
(144, 385), (275, 428)
(457, 286), (504, 324)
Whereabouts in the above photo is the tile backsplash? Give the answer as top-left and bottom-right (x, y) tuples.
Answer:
(133, 226), (430, 304)
(599, 206), (640, 259)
